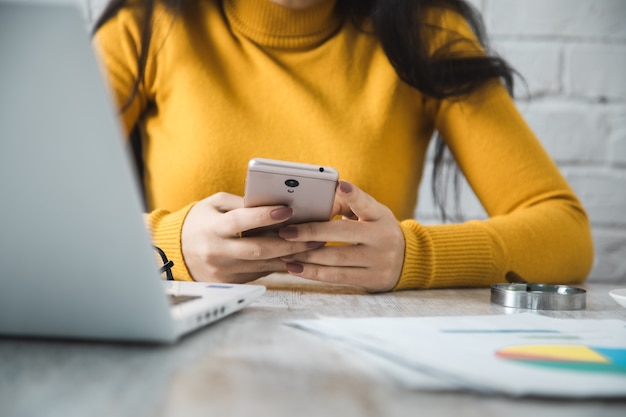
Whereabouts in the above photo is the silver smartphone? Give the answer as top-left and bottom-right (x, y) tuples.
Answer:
(244, 158), (339, 229)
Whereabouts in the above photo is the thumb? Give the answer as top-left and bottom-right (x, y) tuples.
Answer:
(335, 180), (384, 222)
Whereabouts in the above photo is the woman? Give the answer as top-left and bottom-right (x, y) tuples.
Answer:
(93, 0), (593, 292)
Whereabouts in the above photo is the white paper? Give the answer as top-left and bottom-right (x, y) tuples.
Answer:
(289, 313), (626, 398)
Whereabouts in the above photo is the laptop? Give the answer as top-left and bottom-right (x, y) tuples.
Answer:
(0, 1), (265, 343)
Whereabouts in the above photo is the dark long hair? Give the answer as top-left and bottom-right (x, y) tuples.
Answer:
(93, 0), (517, 220)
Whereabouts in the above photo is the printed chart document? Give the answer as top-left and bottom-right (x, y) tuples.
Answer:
(289, 313), (626, 398)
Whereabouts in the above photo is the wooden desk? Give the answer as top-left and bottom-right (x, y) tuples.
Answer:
(1, 274), (625, 417)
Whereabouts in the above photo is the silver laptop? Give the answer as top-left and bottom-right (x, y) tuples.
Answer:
(0, 1), (265, 343)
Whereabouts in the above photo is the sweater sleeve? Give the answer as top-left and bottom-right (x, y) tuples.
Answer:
(145, 206), (196, 281)
(395, 80), (593, 289)
(94, 8), (195, 281)
(93, 8), (150, 135)
(392, 12), (594, 290)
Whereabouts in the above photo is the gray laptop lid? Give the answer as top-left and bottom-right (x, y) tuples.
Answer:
(0, 2), (178, 341)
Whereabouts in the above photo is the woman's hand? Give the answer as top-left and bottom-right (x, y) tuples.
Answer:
(278, 181), (405, 292)
(181, 192), (325, 283)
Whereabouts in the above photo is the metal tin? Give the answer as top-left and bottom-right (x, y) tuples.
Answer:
(490, 283), (586, 311)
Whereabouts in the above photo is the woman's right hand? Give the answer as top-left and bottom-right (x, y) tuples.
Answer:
(181, 192), (324, 283)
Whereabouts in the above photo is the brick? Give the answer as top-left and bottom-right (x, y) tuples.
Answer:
(563, 168), (626, 226)
(416, 162), (487, 222)
(612, 138), (626, 166)
(518, 102), (608, 163)
(607, 112), (626, 166)
(466, 0), (484, 13)
(493, 41), (561, 97)
(487, 0), (626, 39)
(415, 162), (444, 222)
(587, 227), (626, 283)
(567, 44), (626, 100)
(84, 0), (109, 23)
(34, 0), (84, 7)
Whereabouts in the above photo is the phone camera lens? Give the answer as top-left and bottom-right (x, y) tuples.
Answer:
(285, 179), (299, 188)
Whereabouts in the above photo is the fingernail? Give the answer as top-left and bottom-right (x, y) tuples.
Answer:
(278, 226), (298, 239)
(339, 181), (352, 194)
(271, 206), (292, 220)
(307, 241), (326, 249)
(286, 263), (304, 274)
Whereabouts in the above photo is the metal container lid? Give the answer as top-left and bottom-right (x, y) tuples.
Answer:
(490, 283), (586, 311)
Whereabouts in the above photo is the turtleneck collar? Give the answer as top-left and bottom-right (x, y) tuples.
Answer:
(223, 0), (342, 50)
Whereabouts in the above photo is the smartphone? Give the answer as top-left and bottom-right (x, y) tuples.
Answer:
(243, 158), (339, 230)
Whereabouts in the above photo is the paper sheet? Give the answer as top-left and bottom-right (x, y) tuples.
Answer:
(289, 313), (626, 398)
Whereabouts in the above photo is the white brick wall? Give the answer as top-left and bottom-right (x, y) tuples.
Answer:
(62, 0), (626, 284)
(418, 0), (626, 284)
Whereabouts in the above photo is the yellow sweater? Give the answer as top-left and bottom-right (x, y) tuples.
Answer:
(94, 0), (593, 289)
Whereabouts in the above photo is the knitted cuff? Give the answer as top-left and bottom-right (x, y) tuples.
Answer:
(148, 203), (196, 281)
(394, 220), (502, 290)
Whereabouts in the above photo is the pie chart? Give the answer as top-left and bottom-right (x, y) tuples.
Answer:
(496, 345), (626, 375)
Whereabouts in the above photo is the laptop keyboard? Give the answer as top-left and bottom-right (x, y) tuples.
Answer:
(167, 294), (201, 306)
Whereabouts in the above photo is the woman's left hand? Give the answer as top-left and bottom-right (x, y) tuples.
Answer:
(279, 181), (405, 292)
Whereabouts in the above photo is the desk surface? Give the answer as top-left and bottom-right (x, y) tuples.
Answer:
(1, 274), (625, 417)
